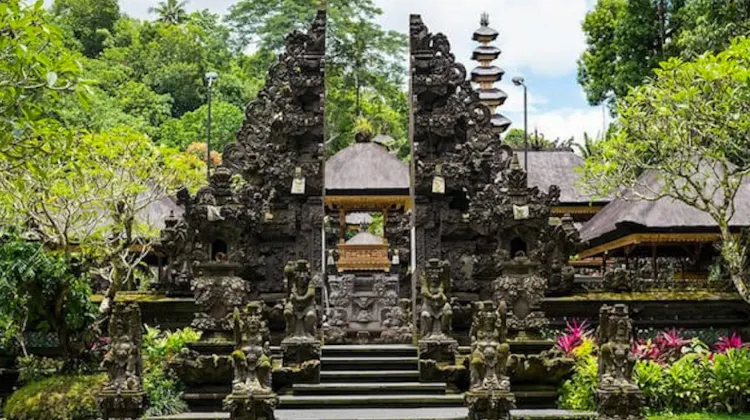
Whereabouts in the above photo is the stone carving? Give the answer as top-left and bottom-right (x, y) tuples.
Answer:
(278, 260), (321, 386)
(98, 302), (146, 419)
(597, 304), (644, 420)
(225, 302), (277, 420)
(323, 273), (402, 344)
(491, 265), (548, 339)
(192, 262), (250, 338)
(378, 298), (414, 344)
(418, 259), (463, 382)
(465, 300), (515, 420)
(420, 259), (453, 339)
(282, 260), (317, 341)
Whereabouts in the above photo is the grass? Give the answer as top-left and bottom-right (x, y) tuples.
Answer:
(648, 414), (750, 420)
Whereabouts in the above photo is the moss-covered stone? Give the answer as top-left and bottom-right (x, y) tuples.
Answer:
(4, 374), (106, 420)
(547, 291), (741, 301)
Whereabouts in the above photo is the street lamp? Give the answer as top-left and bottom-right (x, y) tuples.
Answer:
(205, 71), (219, 180)
(512, 76), (528, 173)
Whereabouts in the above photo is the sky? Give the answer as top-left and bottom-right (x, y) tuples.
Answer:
(117, 0), (608, 144)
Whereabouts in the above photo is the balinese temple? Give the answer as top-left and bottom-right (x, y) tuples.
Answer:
(322, 131), (412, 342)
(577, 170), (750, 280)
(471, 13), (511, 133)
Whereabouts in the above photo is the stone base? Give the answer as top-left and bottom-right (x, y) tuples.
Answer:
(170, 348), (234, 387)
(98, 389), (146, 419)
(278, 338), (321, 387)
(419, 337), (460, 382)
(224, 392), (278, 420)
(597, 386), (645, 420)
(464, 390), (516, 420)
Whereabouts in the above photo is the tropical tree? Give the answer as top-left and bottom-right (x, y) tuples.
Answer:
(0, 0), (86, 164)
(573, 133), (602, 158)
(149, 0), (189, 25)
(51, 0), (120, 57)
(580, 37), (750, 302)
(0, 127), (206, 306)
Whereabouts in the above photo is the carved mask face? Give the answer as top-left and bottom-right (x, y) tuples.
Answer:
(427, 268), (441, 287)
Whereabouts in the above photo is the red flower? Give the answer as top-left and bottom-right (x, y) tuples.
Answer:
(714, 333), (744, 353)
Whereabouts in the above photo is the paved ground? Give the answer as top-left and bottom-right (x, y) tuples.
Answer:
(148, 408), (597, 420)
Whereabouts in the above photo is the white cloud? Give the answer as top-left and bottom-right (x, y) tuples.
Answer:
(376, 0), (589, 77)
(505, 106), (608, 144)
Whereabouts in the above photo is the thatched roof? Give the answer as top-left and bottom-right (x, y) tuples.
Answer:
(579, 169), (750, 245)
(510, 150), (605, 205)
(346, 231), (385, 245)
(345, 212), (373, 226)
(325, 143), (409, 194)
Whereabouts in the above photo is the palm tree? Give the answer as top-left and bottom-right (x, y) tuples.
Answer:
(149, 0), (189, 25)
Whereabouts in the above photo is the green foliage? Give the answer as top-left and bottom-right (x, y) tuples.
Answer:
(0, 0), (87, 162)
(558, 354), (598, 411)
(51, 0), (120, 58)
(16, 355), (65, 384)
(581, 37), (750, 302)
(149, 0), (189, 25)
(635, 360), (667, 411)
(0, 229), (95, 358)
(662, 354), (708, 412)
(3, 374), (106, 420)
(707, 348), (750, 412)
(157, 100), (244, 151)
(503, 128), (573, 150)
(141, 326), (200, 416)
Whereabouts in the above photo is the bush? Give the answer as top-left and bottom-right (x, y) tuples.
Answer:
(4, 374), (106, 420)
(662, 354), (707, 412)
(559, 354), (598, 411)
(635, 360), (666, 412)
(141, 326), (199, 417)
(707, 348), (750, 412)
(16, 355), (64, 384)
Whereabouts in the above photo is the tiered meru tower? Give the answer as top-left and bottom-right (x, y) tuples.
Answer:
(471, 13), (511, 134)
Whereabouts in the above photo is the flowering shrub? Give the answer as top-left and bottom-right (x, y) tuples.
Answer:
(558, 327), (750, 414)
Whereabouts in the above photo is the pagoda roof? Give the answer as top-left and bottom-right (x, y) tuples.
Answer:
(471, 65), (505, 80)
(325, 142), (409, 194)
(477, 88), (508, 103)
(504, 150), (607, 206)
(472, 45), (501, 60)
(472, 25), (499, 42)
(579, 169), (750, 247)
(346, 231), (385, 245)
(490, 114), (512, 132)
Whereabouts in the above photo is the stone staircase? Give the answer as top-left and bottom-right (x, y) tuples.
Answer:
(282, 344), (461, 409)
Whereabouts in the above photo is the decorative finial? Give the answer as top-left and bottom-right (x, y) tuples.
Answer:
(480, 12), (489, 27)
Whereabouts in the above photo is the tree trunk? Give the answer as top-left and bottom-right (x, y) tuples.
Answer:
(718, 224), (750, 303)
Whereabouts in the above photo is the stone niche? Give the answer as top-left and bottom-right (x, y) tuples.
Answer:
(324, 273), (412, 344)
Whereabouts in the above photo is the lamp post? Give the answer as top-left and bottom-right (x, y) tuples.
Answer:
(205, 71), (218, 181)
(512, 76), (528, 173)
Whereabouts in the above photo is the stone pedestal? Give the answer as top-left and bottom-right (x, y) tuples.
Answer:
(597, 387), (645, 420)
(276, 337), (321, 386)
(224, 392), (278, 420)
(464, 390), (516, 420)
(418, 336), (463, 382)
(98, 390), (146, 420)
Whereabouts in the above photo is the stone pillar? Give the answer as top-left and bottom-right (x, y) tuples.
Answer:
(277, 260), (321, 386)
(226, 302), (278, 420)
(98, 302), (146, 419)
(596, 304), (645, 420)
(464, 300), (515, 420)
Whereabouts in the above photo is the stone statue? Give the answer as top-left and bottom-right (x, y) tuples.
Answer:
(282, 260), (317, 340)
(418, 259), (462, 382)
(98, 302), (146, 419)
(278, 260), (321, 387)
(596, 304), (644, 420)
(465, 300), (515, 420)
(378, 298), (414, 344)
(420, 259), (453, 339)
(225, 302), (277, 420)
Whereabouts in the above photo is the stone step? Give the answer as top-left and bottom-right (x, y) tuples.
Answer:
(292, 382), (446, 396)
(320, 369), (420, 383)
(322, 344), (417, 358)
(321, 356), (418, 371)
(146, 408), (597, 420)
(278, 393), (464, 409)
